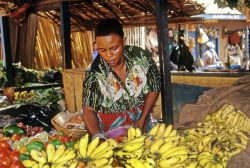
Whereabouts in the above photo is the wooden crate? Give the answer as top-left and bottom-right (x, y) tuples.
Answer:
(62, 69), (85, 113)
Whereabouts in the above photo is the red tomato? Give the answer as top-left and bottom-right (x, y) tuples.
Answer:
(11, 134), (22, 141)
(59, 135), (70, 144)
(0, 140), (11, 150)
(9, 150), (20, 162)
(10, 161), (24, 168)
(0, 164), (8, 168)
(1, 156), (12, 167)
(0, 149), (9, 158)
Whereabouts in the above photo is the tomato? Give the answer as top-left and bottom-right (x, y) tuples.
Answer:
(10, 161), (24, 168)
(0, 140), (11, 150)
(59, 135), (70, 144)
(0, 164), (8, 168)
(0, 149), (9, 158)
(1, 156), (12, 167)
(9, 150), (20, 162)
(11, 134), (22, 141)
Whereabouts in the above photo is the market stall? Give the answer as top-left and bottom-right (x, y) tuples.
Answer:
(0, 0), (249, 168)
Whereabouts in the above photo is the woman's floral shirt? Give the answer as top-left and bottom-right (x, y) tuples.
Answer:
(83, 45), (161, 114)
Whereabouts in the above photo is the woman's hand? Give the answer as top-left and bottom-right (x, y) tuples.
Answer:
(134, 118), (145, 131)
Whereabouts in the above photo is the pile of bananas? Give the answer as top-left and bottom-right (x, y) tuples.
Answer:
(77, 134), (114, 168)
(14, 91), (38, 100)
(20, 103), (249, 168)
(181, 103), (250, 167)
(22, 144), (77, 168)
(114, 125), (189, 168)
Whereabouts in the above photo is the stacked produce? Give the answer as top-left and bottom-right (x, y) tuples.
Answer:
(14, 91), (38, 101)
(1, 103), (249, 168)
(182, 103), (250, 168)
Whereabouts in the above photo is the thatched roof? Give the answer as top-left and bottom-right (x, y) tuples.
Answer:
(29, 0), (205, 31)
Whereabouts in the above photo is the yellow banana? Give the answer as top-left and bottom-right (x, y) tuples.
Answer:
(128, 136), (146, 144)
(162, 124), (173, 137)
(46, 143), (56, 162)
(197, 151), (214, 161)
(197, 135), (212, 152)
(79, 134), (89, 158)
(158, 142), (179, 154)
(30, 150), (46, 164)
(115, 150), (136, 159)
(199, 158), (214, 166)
(158, 157), (180, 167)
(127, 158), (146, 168)
(161, 146), (188, 158)
(89, 157), (110, 168)
(42, 164), (50, 168)
(185, 161), (198, 168)
(68, 160), (78, 168)
(52, 144), (66, 163)
(145, 157), (156, 167)
(94, 149), (113, 160)
(156, 123), (165, 138)
(38, 162), (45, 168)
(124, 142), (144, 152)
(32, 163), (39, 168)
(150, 138), (164, 154)
(86, 137), (100, 157)
(169, 129), (178, 137)
(106, 138), (118, 148)
(102, 165), (113, 168)
(54, 150), (76, 164)
(148, 124), (160, 136)
(91, 146), (113, 159)
(128, 127), (136, 141)
(90, 141), (109, 158)
(22, 160), (36, 167)
(135, 127), (142, 137)
(176, 154), (188, 164)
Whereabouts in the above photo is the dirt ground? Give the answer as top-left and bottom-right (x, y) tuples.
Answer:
(176, 75), (250, 168)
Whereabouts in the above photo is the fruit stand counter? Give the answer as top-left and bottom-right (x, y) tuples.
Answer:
(153, 71), (250, 121)
(171, 71), (250, 88)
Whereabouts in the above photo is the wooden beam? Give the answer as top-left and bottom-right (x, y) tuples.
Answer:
(0, 16), (14, 87)
(155, 0), (173, 125)
(60, 1), (72, 69)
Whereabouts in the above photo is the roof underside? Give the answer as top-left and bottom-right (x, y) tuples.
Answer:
(12, 0), (206, 31)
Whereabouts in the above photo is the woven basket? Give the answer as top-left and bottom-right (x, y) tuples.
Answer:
(51, 112), (87, 139)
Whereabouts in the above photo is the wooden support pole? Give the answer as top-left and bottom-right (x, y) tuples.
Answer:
(0, 16), (14, 86)
(60, 1), (72, 69)
(155, 0), (173, 124)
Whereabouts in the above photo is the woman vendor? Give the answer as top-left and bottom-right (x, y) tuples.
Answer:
(82, 19), (161, 139)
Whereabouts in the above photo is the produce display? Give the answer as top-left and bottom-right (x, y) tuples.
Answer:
(0, 103), (249, 168)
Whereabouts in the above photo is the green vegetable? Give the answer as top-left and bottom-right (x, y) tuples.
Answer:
(51, 139), (61, 148)
(27, 141), (44, 153)
(65, 141), (75, 149)
(3, 125), (25, 137)
(19, 153), (30, 161)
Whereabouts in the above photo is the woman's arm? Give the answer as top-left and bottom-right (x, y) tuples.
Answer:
(83, 107), (101, 136)
(134, 91), (159, 130)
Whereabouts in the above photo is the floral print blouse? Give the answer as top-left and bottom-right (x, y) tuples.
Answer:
(83, 45), (161, 114)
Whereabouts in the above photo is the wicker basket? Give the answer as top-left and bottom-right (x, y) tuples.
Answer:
(51, 112), (87, 139)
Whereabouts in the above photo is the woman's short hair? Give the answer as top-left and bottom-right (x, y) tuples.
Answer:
(95, 18), (124, 38)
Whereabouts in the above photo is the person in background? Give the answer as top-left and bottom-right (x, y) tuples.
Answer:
(92, 42), (98, 60)
(203, 41), (219, 67)
(170, 30), (195, 72)
(82, 19), (161, 139)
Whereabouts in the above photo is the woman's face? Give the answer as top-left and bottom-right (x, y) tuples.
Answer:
(96, 34), (125, 68)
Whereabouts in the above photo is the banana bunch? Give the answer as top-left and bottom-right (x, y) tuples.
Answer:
(125, 157), (156, 168)
(127, 127), (142, 141)
(14, 91), (38, 100)
(22, 144), (77, 168)
(78, 134), (114, 168)
(148, 123), (178, 139)
(180, 103), (250, 167)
